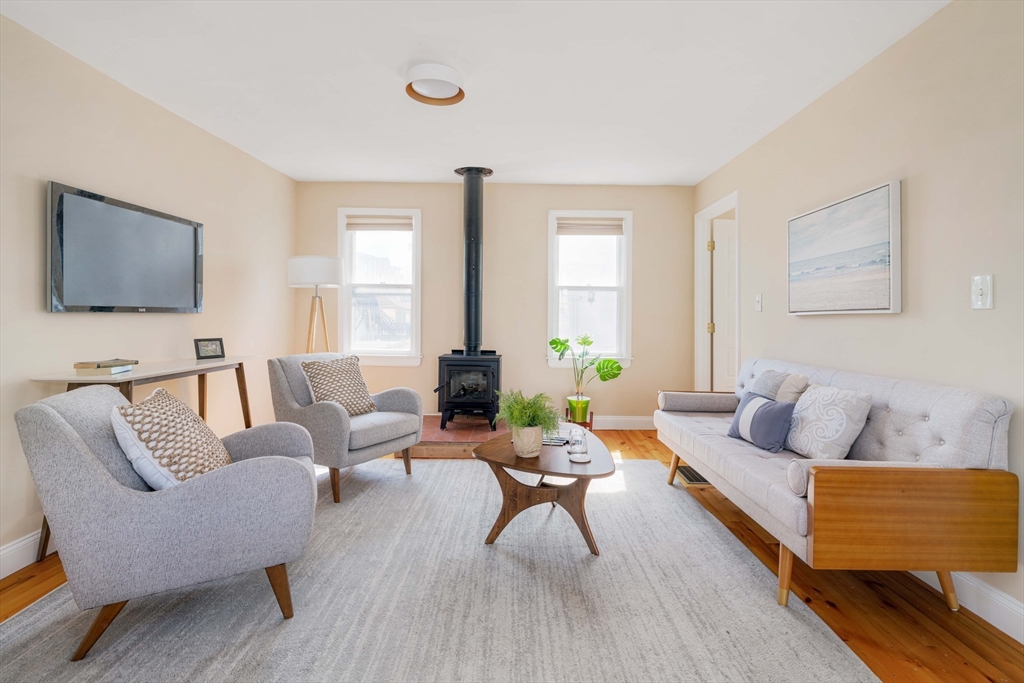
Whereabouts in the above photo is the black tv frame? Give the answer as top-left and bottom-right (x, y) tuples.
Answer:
(48, 182), (203, 313)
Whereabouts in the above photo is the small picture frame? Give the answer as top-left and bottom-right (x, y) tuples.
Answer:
(194, 338), (225, 360)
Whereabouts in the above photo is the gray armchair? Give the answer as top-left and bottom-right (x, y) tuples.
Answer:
(268, 353), (423, 503)
(13, 385), (316, 661)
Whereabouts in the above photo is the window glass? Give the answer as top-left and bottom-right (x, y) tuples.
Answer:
(557, 289), (619, 354)
(557, 234), (618, 287)
(350, 286), (412, 352)
(352, 231), (412, 285)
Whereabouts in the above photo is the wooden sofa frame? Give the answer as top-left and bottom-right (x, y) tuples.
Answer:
(667, 458), (1019, 610)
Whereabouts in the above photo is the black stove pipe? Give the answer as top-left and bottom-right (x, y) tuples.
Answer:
(455, 166), (492, 356)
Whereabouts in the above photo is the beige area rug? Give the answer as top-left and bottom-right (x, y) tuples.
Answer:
(0, 459), (877, 682)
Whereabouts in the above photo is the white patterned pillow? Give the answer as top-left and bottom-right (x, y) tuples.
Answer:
(785, 384), (873, 460)
(111, 388), (232, 490)
(301, 356), (377, 416)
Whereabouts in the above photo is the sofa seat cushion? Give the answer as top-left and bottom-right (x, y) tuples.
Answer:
(655, 410), (808, 536)
(349, 412), (421, 450)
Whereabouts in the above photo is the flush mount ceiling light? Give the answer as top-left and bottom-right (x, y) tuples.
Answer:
(406, 63), (464, 106)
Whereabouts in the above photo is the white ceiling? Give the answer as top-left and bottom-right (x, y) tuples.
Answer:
(1, 1), (948, 185)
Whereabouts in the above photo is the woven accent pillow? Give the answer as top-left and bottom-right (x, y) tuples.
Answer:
(301, 356), (377, 416)
(111, 388), (231, 490)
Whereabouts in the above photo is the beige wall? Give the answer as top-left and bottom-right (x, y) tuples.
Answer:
(0, 18), (298, 548)
(295, 182), (693, 416)
(695, 1), (1024, 601)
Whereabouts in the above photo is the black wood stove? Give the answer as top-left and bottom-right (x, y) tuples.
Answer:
(434, 166), (501, 430)
(436, 349), (501, 429)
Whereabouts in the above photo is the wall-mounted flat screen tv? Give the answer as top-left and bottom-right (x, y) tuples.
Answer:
(49, 182), (203, 312)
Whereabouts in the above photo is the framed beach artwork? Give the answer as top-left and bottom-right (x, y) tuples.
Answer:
(788, 181), (901, 315)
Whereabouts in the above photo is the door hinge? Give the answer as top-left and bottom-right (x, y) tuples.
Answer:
(707, 322), (715, 334)
(707, 240), (715, 251)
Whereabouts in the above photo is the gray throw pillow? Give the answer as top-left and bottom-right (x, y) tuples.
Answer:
(749, 370), (789, 400)
(727, 393), (796, 453)
(785, 384), (872, 460)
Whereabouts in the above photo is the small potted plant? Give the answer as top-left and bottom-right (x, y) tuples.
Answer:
(549, 334), (624, 423)
(493, 390), (561, 458)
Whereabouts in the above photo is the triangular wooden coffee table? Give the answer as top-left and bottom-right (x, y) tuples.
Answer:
(472, 429), (615, 555)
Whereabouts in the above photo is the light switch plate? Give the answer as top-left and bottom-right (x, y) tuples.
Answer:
(755, 294), (762, 312)
(971, 275), (993, 309)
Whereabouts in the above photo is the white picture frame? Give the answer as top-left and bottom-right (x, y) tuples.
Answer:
(787, 180), (901, 315)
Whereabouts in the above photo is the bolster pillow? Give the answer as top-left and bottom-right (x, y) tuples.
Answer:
(658, 392), (740, 413)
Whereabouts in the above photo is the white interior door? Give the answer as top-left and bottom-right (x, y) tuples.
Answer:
(712, 219), (737, 392)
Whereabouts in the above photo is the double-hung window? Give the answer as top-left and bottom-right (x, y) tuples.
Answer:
(547, 210), (632, 367)
(338, 208), (421, 366)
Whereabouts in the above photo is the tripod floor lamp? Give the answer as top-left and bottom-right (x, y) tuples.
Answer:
(288, 256), (342, 353)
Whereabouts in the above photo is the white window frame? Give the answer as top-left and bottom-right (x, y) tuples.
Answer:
(338, 207), (422, 367)
(547, 209), (633, 369)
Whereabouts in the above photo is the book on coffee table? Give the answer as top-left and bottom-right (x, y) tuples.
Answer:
(74, 358), (139, 369)
(74, 359), (139, 376)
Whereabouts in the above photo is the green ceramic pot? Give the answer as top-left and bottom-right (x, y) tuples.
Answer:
(566, 396), (591, 423)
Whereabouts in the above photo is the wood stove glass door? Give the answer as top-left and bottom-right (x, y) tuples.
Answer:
(446, 366), (492, 403)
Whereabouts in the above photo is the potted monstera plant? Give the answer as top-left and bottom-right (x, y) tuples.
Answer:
(493, 390), (561, 458)
(549, 334), (624, 423)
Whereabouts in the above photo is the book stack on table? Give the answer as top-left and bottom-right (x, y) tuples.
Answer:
(74, 359), (139, 377)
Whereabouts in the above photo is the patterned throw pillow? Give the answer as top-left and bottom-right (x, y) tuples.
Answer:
(727, 393), (796, 453)
(785, 384), (873, 460)
(111, 388), (231, 490)
(301, 356), (377, 416)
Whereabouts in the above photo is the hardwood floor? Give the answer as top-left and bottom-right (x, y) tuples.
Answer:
(2, 429), (1021, 683)
(0, 552), (65, 622)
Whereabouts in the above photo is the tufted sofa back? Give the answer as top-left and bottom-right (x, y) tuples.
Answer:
(736, 358), (1013, 470)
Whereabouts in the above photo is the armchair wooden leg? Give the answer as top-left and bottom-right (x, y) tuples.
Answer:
(265, 564), (294, 619)
(36, 515), (51, 563)
(71, 600), (128, 661)
(401, 448), (412, 475)
(667, 454), (680, 485)
(329, 467), (341, 503)
(937, 571), (959, 611)
(777, 545), (794, 606)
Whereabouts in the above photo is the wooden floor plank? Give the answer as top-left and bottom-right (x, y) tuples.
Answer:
(1, 429), (1020, 683)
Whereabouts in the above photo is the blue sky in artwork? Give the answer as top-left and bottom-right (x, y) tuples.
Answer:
(789, 186), (889, 263)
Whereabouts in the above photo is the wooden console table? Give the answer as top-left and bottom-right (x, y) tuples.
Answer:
(29, 356), (255, 562)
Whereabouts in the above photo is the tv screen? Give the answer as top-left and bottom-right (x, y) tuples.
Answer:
(49, 182), (203, 312)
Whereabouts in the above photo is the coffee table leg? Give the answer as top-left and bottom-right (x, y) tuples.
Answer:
(554, 478), (599, 556)
(484, 462), (558, 544)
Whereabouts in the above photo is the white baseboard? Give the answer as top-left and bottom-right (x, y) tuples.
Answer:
(592, 415), (655, 430)
(912, 570), (1024, 644)
(0, 530), (48, 579)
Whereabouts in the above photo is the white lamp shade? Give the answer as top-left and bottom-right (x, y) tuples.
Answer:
(288, 256), (341, 288)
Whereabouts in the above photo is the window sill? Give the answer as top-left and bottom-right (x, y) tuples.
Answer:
(547, 356), (632, 369)
(352, 354), (422, 367)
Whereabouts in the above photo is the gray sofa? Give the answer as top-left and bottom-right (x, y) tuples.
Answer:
(268, 353), (423, 503)
(656, 357), (1018, 610)
(14, 385), (317, 660)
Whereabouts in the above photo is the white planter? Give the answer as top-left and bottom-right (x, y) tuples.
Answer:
(511, 426), (543, 458)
